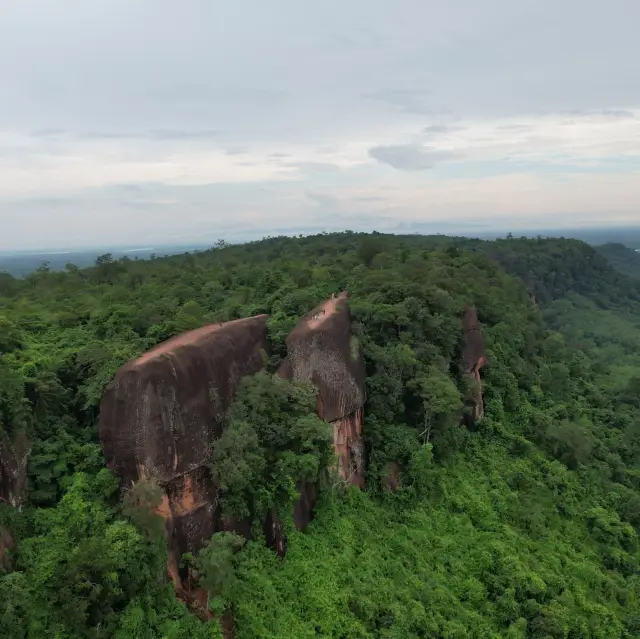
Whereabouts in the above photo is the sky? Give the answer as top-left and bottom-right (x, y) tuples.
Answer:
(1, 0), (639, 250)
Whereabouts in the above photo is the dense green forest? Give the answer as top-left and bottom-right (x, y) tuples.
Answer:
(1, 232), (640, 638)
(595, 243), (640, 281)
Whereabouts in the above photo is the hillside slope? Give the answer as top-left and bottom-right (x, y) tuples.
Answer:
(0, 232), (639, 638)
(473, 236), (640, 308)
(596, 242), (640, 280)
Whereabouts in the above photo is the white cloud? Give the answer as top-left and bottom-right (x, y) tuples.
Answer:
(369, 144), (460, 170)
(0, 0), (639, 248)
(2, 111), (638, 200)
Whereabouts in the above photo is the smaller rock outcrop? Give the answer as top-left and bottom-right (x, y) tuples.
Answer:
(278, 292), (366, 486)
(460, 305), (487, 423)
(292, 480), (318, 529)
(0, 526), (14, 572)
(382, 462), (401, 493)
(0, 431), (28, 507)
(263, 508), (287, 557)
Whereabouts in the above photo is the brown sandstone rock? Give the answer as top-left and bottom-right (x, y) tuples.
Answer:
(0, 431), (28, 507)
(292, 480), (317, 529)
(165, 466), (219, 567)
(100, 316), (269, 487)
(331, 409), (365, 488)
(461, 305), (487, 423)
(278, 292), (366, 486)
(263, 508), (287, 556)
(99, 297), (366, 604)
(99, 316), (270, 585)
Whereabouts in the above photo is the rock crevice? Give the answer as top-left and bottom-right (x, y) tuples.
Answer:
(461, 305), (487, 423)
(0, 431), (28, 507)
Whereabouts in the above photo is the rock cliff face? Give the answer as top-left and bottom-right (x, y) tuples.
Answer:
(278, 292), (366, 486)
(292, 480), (318, 529)
(99, 296), (367, 594)
(460, 306), (487, 423)
(0, 431), (28, 507)
(100, 316), (269, 487)
(0, 526), (13, 572)
(99, 316), (270, 583)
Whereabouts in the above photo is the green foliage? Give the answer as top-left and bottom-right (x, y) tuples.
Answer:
(407, 365), (462, 444)
(0, 356), (30, 436)
(230, 441), (637, 638)
(356, 235), (384, 266)
(0, 472), (222, 637)
(1, 231), (640, 636)
(596, 242), (640, 280)
(194, 532), (245, 600)
(122, 477), (166, 539)
(211, 372), (332, 518)
(475, 235), (640, 308)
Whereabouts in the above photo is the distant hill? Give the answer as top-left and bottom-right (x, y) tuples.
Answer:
(595, 242), (640, 280)
(456, 236), (640, 310)
(3, 224), (640, 277)
(0, 244), (211, 277)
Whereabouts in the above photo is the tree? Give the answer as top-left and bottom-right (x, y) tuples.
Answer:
(356, 236), (384, 266)
(211, 421), (265, 518)
(408, 366), (463, 444)
(95, 253), (114, 266)
(122, 477), (166, 539)
(544, 420), (594, 470)
(0, 317), (23, 354)
(195, 532), (245, 607)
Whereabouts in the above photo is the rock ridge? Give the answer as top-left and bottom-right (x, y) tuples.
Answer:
(278, 292), (366, 486)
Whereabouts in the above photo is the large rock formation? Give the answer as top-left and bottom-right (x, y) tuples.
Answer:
(99, 295), (367, 596)
(0, 431), (28, 507)
(99, 316), (270, 584)
(101, 316), (269, 487)
(460, 305), (487, 423)
(278, 292), (366, 486)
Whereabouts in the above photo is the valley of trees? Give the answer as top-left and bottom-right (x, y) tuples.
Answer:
(1, 231), (640, 637)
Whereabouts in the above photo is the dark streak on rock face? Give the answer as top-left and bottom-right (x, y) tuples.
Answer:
(264, 508), (287, 557)
(166, 466), (218, 561)
(461, 305), (487, 423)
(292, 480), (318, 530)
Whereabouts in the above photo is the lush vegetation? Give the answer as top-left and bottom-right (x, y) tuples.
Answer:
(596, 243), (640, 280)
(211, 372), (332, 520)
(1, 232), (640, 637)
(468, 236), (640, 308)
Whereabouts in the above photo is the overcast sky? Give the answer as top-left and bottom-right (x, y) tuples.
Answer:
(1, 0), (639, 250)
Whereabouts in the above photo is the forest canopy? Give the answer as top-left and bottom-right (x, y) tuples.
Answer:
(1, 231), (640, 638)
